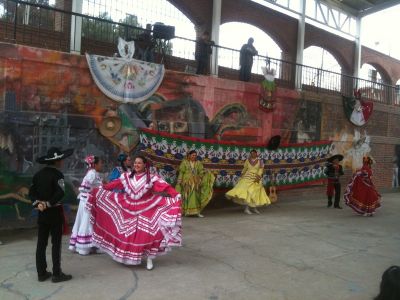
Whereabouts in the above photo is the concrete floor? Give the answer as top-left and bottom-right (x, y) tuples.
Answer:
(0, 192), (399, 300)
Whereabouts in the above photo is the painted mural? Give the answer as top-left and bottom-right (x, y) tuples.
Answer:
(0, 42), (395, 225)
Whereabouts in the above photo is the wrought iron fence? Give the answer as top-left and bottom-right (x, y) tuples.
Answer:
(0, 0), (398, 105)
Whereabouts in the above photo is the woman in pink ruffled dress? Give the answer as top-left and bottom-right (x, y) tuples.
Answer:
(87, 155), (182, 270)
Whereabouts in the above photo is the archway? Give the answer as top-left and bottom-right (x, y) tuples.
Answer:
(219, 22), (282, 74)
(303, 46), (342, 90)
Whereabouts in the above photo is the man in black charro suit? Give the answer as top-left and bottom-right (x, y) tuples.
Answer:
(29, 147), (74, 283)
(324, 154), (344, 209)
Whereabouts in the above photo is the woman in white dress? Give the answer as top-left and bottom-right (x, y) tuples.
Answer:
(69, 155), (104, 255)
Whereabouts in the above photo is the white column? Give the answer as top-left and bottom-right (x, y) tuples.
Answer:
(70, 0), (83, 54)
(295, 0), (306, 90)
(353, 17), (362, 79)
(211, 0), (222, 76)
(23, 6), (30, 25)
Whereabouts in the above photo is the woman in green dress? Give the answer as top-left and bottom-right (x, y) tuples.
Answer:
(175, 150), (215, 217)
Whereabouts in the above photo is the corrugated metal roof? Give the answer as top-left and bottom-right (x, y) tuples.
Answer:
(327, 0), (400, 17)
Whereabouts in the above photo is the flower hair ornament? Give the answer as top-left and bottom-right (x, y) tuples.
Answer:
(362, 156), (374, 165)
(84, 155), (96, 168)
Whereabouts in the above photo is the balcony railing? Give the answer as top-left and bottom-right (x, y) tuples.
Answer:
(1, 0), (399, 106)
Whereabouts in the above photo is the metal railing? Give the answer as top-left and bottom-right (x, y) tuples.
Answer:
(1, 0), (399, 105)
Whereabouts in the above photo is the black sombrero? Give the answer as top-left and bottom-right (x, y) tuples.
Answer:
(327, 154), (344, 163)
(36, 147), (74, 164)
(267, 135), (281, 150)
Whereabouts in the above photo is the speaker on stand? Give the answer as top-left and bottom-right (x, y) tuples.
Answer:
(152, 23), (175, 66)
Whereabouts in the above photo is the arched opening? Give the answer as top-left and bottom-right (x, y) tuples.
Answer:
(81, 0), (196, 58)
(219, 22), (282, 74)
(360, 64), (382, 83)
(359, 63), (384, 101)
(303, 46), (342, 90)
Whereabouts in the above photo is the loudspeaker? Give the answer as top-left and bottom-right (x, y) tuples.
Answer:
(153, 24), (175, 40)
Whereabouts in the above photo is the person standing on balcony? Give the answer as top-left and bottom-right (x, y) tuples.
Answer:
(195, 31), (215, 75)
(239, 38), (258, 82)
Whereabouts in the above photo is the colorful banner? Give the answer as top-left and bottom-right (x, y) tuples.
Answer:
(139, 129), (331, 189)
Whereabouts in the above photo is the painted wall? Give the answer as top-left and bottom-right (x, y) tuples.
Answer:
(0, 43), (399, 226)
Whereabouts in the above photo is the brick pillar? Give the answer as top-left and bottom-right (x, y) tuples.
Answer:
(54, 0), (72, 32)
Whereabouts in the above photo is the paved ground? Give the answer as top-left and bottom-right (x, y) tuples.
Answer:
(0, 192), (399, 300)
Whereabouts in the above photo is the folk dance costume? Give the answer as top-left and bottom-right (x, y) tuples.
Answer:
(69, 156), (103, 255)
(175, 153), (215, 217)
(109, 153), (131, 192)
(29, 147), (73, 283)
(87, 171), (182, 268)
(325, 154), (344, 209)
(344, 156), (381, 216)
(226, 155), (271, 214)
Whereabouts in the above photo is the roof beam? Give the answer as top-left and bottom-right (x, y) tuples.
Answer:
(359, 0), (400, 17)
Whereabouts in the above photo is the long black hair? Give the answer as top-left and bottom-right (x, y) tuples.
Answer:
(117, 153), (129, 172)
(375, 266), (400, 300)
(129, 155), (151, 183)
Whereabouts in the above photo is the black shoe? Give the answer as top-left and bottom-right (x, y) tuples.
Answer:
(51, 272), (72, 283)
(38, 271), (52, 282)
(327, 202), (332, 208)
(334, 205), (343, 209)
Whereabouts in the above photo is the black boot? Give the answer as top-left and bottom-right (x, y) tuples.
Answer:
(52, 272), (72, 283)
(327, 197), (332, 208)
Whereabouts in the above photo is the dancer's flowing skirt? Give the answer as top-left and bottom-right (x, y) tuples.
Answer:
(344, 173), (381, 216)
(87, 188), (182, 265)
(69, 197), (93, 255)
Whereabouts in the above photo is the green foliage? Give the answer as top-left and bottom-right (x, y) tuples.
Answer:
(82, 12), (142, 44)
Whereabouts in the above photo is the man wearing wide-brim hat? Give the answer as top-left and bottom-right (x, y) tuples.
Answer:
(324, 154), (344, 209)
(29, 147), (73, 283)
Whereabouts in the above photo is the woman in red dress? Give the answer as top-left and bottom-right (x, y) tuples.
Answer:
(344, 156), (381, 216)
(87, 155), (182, 270)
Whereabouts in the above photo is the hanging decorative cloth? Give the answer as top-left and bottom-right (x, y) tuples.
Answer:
(86, 53), (165, 104)
(343, 89), (373, 126)
(259, 66), (276, 112)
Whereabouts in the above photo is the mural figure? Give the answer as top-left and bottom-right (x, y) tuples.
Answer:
(153, 98), (208, 138)
(345, 129), (371, 172)
(289, 100), (321, 143)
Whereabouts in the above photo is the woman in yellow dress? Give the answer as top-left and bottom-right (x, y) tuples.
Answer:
(226, 149), (271, 214)
(175, 150), (215, 217)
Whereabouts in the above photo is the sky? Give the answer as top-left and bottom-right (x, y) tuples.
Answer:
(362, 4), (400, 60)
